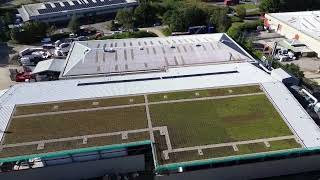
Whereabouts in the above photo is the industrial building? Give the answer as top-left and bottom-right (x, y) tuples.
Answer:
(60, 34), (252, 79)
(264, 11), (320, 57)
(1, 34), (320, 180)
(18, 0), (138, 23)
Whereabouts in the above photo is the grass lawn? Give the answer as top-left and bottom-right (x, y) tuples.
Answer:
(0, 145), (38, 158)
(167, 150), (200, 164)
(148, 85), (262, 102)
(269, 139), (301, 151)
(150, 94), (292, 149)
(14, 95), (145, 116)
(236, 3), (258, 10)
(5, 106), (148, 144)
(160, 139), (301, 164)
(237, 142), (269, 154)
(0, 132), (150, 158)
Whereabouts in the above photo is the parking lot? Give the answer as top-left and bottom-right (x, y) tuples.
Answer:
(0, 43), (28, 90)
(253, 31), (320, 84)
(282, 57), (320, 84)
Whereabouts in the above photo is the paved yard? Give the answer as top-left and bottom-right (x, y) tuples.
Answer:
(282, 57), (320, 84)
(0, 65), (20, 90)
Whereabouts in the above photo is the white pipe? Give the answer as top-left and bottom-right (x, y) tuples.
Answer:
(301, 89), (318, 106)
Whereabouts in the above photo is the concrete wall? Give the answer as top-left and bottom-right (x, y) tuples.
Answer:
(0, 155), (145, 180)
(265, 14), (320, 57)
(156, 154), (320, 180)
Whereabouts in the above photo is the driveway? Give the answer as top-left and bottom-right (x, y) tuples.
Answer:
(282, 57), (320, 84)
(0, 43), (31, 90)
(138, 26), (167, 37)
(0, 65), (21, 90)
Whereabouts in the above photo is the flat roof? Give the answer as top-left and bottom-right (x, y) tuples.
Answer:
(0, 85), (301, 166)
(0, 61), (319, 164)
(0, 34), (319, 167)
(61, 34), (254, 78)
(268, 11), (320, 42)
(18, 0), (137, 21)
(32, 59), (65, 74)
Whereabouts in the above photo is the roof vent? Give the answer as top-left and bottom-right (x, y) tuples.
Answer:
(139, 46), (144, 50)
(84, 49), (90, 54)
(170, 45), (176, 48)
(104, 48), (115, 53)
(196, 44), (202, 47)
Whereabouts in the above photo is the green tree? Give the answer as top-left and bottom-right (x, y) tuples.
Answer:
(226, 22), (243, 40)
(0, 17), (10, 42)
(116, 8), (134, 31)
(283, 63), (304, 79)
(3, 12), (14, 24)
(11, 21), (48, 44)
(134, 2), (157, 27)
(68, 14), (80, 33)
(108, 20), (119, 31)
(235, 6), (246, 19)
(209, 9), (231, 32)
(183, 5), (207, 27)
(162, 9), (186, 32)
(260, 0), (320, 12)
(162, 5), (208, 32)
(259, 0), (284, 13)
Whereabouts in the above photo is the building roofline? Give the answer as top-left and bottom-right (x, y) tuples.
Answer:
(266, 11), (320, 42)
(0, 140), (151, 163)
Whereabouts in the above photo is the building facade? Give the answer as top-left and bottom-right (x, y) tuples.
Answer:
(18, 0), (138, 23)
(265, 11), (320, 57)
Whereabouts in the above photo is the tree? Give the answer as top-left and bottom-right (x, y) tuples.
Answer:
(116, 8), (134, 31)
(108, 20), (119, 31)
(209, 8), (231, 32)
(3, 12), (14, 25)
(183, 5), (207, 27)
(162, 5), (208, 32)
(260, 0), (320, 12)
(162, 9), (186, 32)
(68, 14), (80, 33)
(0, 17), (10, 42)
(134, 2), (157, 27)
(235, 6), (246, 19)
(283, 63), (304, 79)
(259, 0), (284, 13)
(11, 21), (48, 44)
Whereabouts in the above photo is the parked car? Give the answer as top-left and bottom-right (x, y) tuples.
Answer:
(55, 40), (62, 47)
(15, 72), (32, 82)
(41, 38), (51, 44)
(69, 33), (77, 38)
(95, 32), (104, 39)
(19, 48), (43, 57)
(54, 49), (64, 57)
(42, 44), (55, 50)
(78, 27), (97, 36)
(274, 49), (296, 62)
(59, 43), (71, 49)
(76, 36), (89, 41)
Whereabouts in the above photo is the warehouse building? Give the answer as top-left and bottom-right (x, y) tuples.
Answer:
(1, 34), (320, 180)
(264, 11), (320, 57)
(18, 0), (138, 23)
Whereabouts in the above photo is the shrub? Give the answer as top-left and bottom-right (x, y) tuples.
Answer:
(98, 31), (157, 40)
